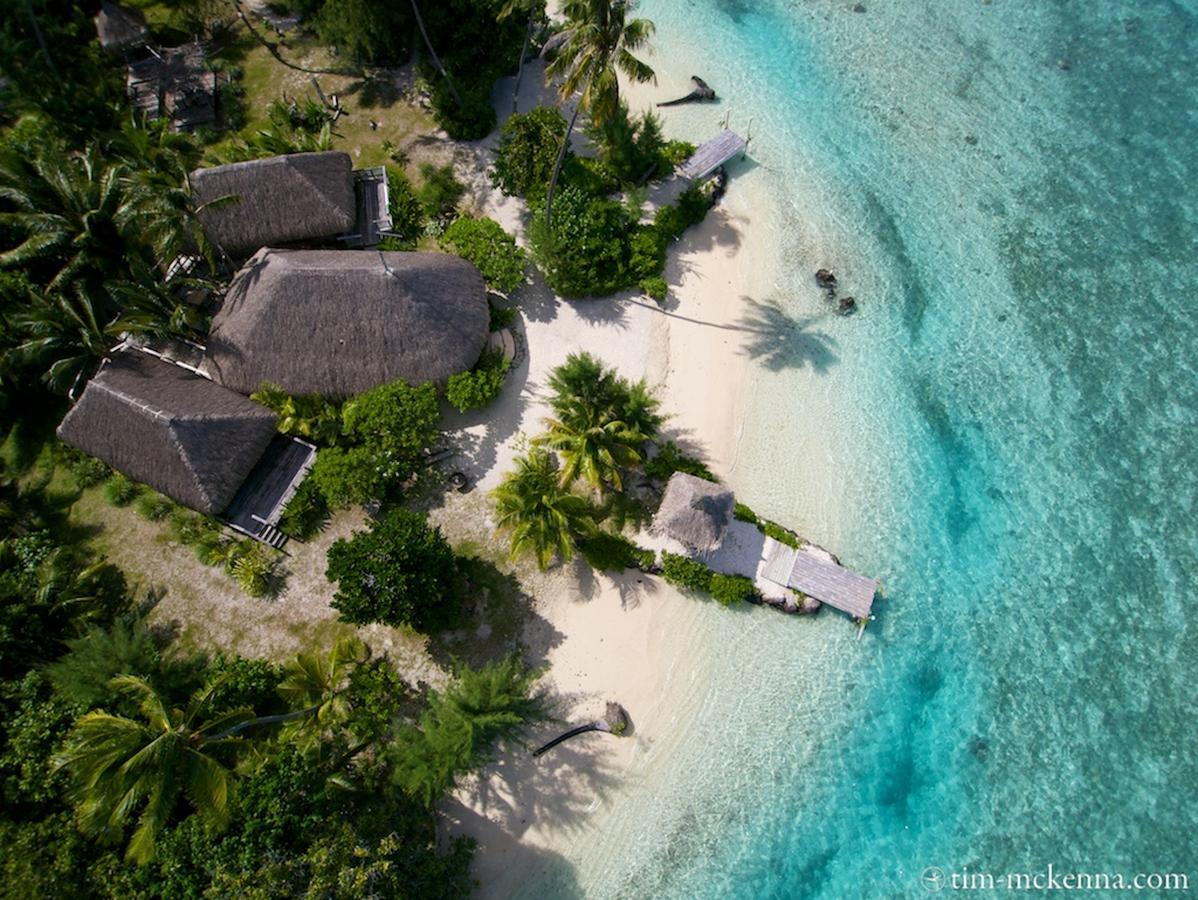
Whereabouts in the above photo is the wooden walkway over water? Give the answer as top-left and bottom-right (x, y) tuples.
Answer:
(678, 129), (747, 181)
(761, 539), (878, 620)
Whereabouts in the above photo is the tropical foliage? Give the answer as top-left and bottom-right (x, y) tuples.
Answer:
(441, 216), (526, 293)
(446, 349), (512, 413)
(392, 655), (547, 806)
(326, 507), (459, 629)
(492, 446), (594, 568)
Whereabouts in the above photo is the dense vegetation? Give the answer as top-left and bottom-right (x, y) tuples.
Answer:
(0, 460), (548, 896)
(492, 352), (677, 569)
(493, 108), (704, 298)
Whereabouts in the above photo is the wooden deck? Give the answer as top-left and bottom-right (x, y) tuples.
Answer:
(761, 539), (877, 619)
(678, 129), (747, 181)
(221, 434), (316, 546)
(343, 166), (392, 248)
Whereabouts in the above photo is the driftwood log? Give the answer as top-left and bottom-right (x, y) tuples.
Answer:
(532, 702), (630, 757)
(657, 76), (717, 107)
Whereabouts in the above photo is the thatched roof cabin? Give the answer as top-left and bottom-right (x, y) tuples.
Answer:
(57, 352), (278, 515)
(190, 152), (356, 259)
(95, 1), (148, 53)
(652, 472), (735, 552)
(202, 249), (489, 400)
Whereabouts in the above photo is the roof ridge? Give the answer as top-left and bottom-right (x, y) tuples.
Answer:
(285, 154), (353, 228)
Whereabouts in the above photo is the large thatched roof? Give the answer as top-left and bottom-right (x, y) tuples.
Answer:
(190, 152), (355, 259)
(95, 1), (147, 52)
(652, 472), (735, 552)
(202, 249), (489, 400)
(57, 352), (278, 515)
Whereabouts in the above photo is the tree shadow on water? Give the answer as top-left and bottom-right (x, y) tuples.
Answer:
(736, 297), (839, 373)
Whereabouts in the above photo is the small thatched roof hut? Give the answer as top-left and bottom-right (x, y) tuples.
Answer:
(94, 1), (147, 53)
(189, 152), (356, 259)
(202, 248), (489, 400)
(652, 472), (735, 553)
(57, 351), (278, 515)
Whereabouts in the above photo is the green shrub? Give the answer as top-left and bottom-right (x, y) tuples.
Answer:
(644, 441), (716, 482)
(383, 167), (425, 248)
(250, 384), (342, 446)
(661, 139), (696, 169)
(491, 106), (570, 197)
(654, 185), (710, 242)
(442, 216), (526, 294)
(628, 225), (667, 283)
(67, 453), (110, 489)
(588, 102), (684, 185)
(529, 185), (633, 297)
(489, 303), (517, 331)
(326, 507), (457, 630)
(135, 493), (176, 522)
(710, 573), (757, 606)
(417, 163), (465, 220)
(279, 478), (330, 540)
(660, 552), (714, 593)
(578, 531), (640, 572)
(733, 502), (759, 524)
(631, 546), (657, 570)
(341, 379), (441, 472)
(640, 276), (668, 301)
(103, 473), (140, 507)
(169, 511), (222, 547)
(428, 77), (496, 140)
(761, 520), (800, 549)
(228, 542), (275, 598)
(308, 445), (383, 509)
(445, 349), (510, 413)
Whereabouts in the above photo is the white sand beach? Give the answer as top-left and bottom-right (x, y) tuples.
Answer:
(435, 59), (788, 897)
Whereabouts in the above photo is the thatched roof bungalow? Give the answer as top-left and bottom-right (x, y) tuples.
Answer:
(189, 152), (356, 259)
(57, 351), (278, 515)
(202, 248), (489, 400)
(652, 472), (735, 553)
(94, 1), (148, 54)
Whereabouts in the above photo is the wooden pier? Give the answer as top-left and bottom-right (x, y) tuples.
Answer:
(678, 129), (748, 181)
(761, 540), (878, 620)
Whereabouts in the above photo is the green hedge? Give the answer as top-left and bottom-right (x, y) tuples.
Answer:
(710, 573), (757, 606)
(445, 349), (511, 413)
(442, 216), (526, 294)
(733, 502), (759, 524)
(660, 552), (714, 593)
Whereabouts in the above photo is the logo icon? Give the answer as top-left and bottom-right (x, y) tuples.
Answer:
(921, 867), (946, 892)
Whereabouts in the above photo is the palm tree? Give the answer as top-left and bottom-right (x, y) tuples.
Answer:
(492, 446), (594, 569)
(392, 655), (546, 807)
(540, 401), (645, 493)
(542, 0), (655, 229)
(499, 0), (543, 115)
(409, 0), (463, 108)
(0, 143), (132, 294)
(54, 675), (247, 863)
(618, 378), (663, 442)
(14, 284), (121, 397)
(275, 634), (369, 753)
(547, 350), (622, 419)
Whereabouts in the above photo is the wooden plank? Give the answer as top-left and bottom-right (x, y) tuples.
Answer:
(678, 129), (747, 181)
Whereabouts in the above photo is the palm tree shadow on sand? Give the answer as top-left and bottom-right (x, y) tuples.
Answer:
(736, 297), (839, 373)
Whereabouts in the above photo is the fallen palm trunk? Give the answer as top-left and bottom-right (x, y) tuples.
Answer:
(532, 702), (629, 757)
(657, 76), (717, 107)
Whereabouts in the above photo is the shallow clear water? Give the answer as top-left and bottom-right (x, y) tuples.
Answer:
(532, 2), (1198, 897)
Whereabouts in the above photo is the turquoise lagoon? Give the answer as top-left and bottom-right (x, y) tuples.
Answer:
(532, 2), (1197, 897)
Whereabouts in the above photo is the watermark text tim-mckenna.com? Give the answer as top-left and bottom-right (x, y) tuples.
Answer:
(920, 865), (1191, 893)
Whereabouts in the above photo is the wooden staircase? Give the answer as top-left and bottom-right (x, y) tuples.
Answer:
(257, 522), (289, 551)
